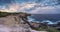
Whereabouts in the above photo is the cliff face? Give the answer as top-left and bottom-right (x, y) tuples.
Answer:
(0, 14), (31, 32)
(0, 14), (47, 32)
(0, 16), (47, 32)
(4, 15), (20, 27)
(0, 15), (26, 27)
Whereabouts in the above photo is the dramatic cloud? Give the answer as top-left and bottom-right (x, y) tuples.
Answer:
(0, 0), (15, 5)
(0, 0), (60, 14)
(0, 4), (19, 12)
(27, 6), (60, 14)
(0, 3), (36, 12)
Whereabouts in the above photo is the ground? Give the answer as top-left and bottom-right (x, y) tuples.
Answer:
(0, 25), (47, 32)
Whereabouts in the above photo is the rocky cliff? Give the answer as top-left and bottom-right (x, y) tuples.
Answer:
(0, 12), (38, 32)
(0, 13), (47, 32)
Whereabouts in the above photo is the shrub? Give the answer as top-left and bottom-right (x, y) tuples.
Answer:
(48, 28), (59, 32)
(0, 12), (8, 17)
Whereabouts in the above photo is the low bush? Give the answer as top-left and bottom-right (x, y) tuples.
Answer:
(48, 28), (59, 32)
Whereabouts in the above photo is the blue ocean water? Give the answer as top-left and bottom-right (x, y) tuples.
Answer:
(28, 14), (60, 24)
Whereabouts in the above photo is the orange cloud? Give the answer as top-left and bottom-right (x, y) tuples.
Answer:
(0, 4), (19, 12)
(0, 3), (36, 12)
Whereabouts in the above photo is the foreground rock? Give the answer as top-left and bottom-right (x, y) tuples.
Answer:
(0, 14), (47, 32)
(0, 24), (47, 32)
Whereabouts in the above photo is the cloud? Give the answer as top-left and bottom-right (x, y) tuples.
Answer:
(0, 0), (18, 12)
(0, 4), (18, 12)
(0, 0), (60, 14)
(0, 3), (36, 12)
(0, 0), (15, 5)
(17, 3), (36, 12)
(27, 6), (60, 14)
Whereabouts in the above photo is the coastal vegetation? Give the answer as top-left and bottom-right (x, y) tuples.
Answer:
(0, 12), (28, 17)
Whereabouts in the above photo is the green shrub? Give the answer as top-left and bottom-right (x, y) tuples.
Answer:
(0, 12), (8, 17)
(48, 28), (58, 32)
(34, 26), (47, 31)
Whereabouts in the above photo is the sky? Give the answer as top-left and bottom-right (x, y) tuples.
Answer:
(0, 0), (60, 14)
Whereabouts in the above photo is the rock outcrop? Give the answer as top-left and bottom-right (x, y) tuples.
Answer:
(0, 13), (47, 32)
(0, 13), (31, 32)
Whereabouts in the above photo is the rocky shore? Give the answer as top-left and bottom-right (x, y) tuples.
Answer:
(0, 14), (47, 32)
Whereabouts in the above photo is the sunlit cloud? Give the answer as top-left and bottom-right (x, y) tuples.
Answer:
(26, 5), (60, 14)
(0, 0), (60, 14)
(0, 4), (19, 12)
(18, 3), (36, 12)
